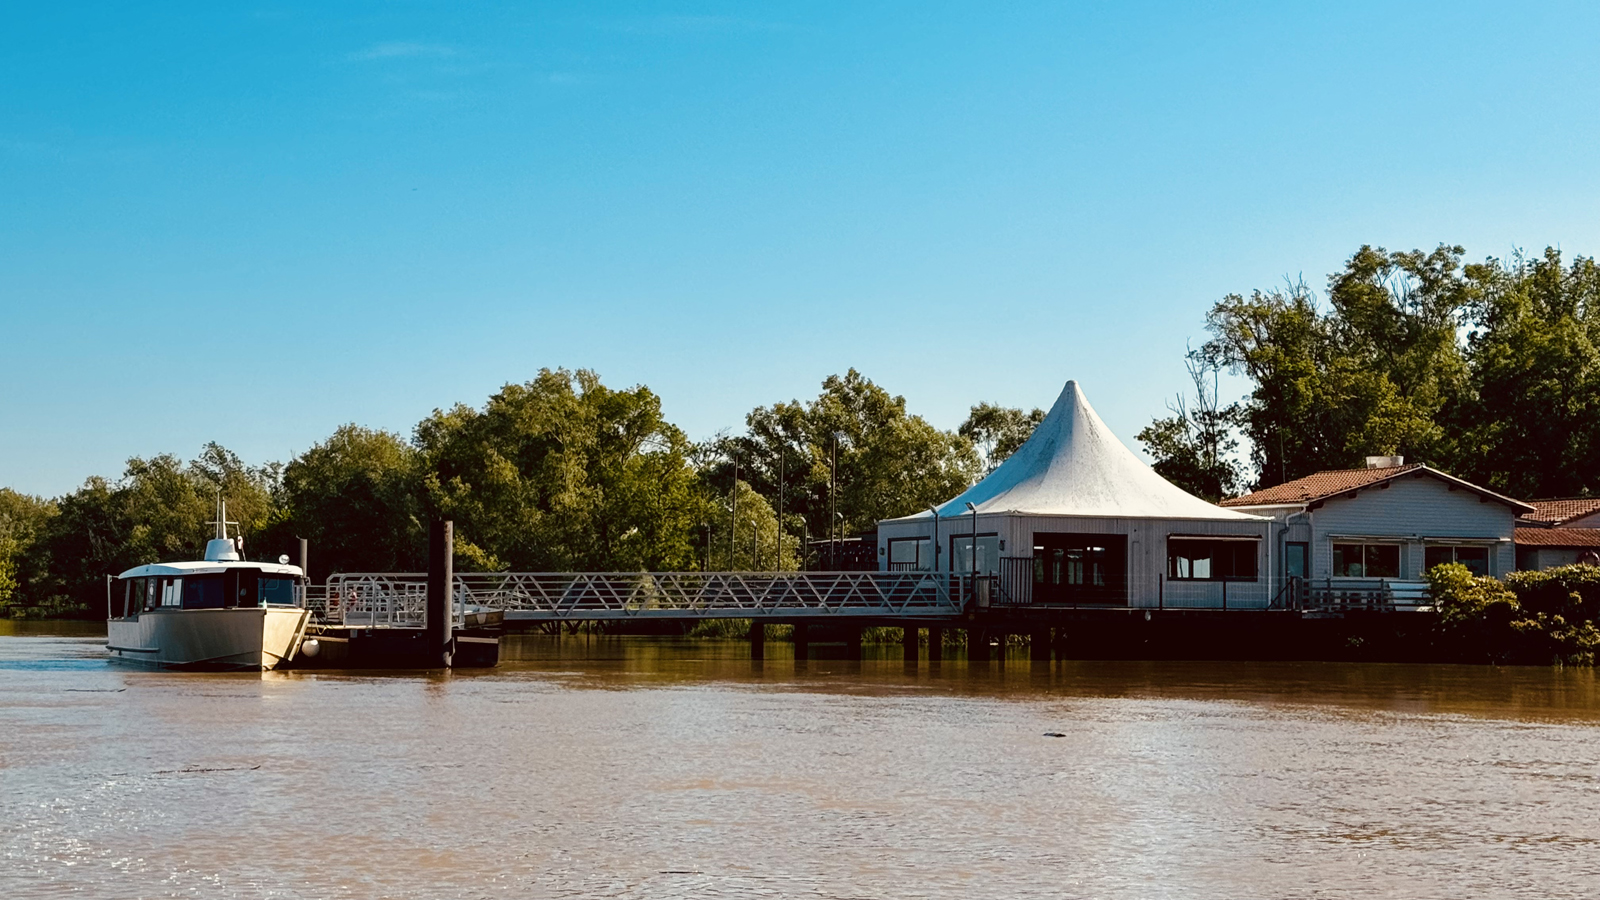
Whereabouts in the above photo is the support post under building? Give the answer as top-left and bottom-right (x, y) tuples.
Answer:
(902, 626), (918, 664)
(748, 619), (765, 660)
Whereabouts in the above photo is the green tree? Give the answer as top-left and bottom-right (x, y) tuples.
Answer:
(703, 481), (802, 571)
(0, 489), (57, 615)
(1442, 248), (1600, 497)
(1137, 348), (1246, 500)
(1202, 246), (1471, 488)
(959, 403), (1045, 475)
(716, 370), (980, 543)
(274, 425), (425, 578)
(416, 369), (711, 571)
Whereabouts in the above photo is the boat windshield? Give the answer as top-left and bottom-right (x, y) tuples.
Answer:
(259, 575), (297, 606)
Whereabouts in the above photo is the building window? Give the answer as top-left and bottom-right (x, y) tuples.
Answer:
(1425, 545), (1489, 576)
(950, 535), (1000, 575)
(888, 537), (933, 571)
(1332, 543), (1400, 579)
(1167, 539), (1258, 581)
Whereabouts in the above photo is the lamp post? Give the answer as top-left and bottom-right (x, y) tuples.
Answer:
(966, 501), (978, 605)
(729, 450), (739, 571)
(929, 505), (940, 573)
(834, 511), (845, 570)
(776, 446), (785, 572)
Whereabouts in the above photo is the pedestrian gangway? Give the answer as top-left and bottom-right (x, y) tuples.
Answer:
(319, 571), (963, 624)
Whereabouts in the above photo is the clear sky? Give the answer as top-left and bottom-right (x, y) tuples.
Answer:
(4, 1), (1599, 497)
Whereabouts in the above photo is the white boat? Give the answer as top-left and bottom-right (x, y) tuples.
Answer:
(106, 501), (310, 671)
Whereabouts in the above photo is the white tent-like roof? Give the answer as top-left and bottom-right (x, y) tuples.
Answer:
(897, 380), (1264, 522)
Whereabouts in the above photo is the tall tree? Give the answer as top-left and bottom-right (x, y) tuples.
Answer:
(713, 370), (980, 544)
(1137, 348), (1246, 500)
(416, 369), (712, 572)
(959, 403), (1045, 475)
(1202, 245), (1471, 487)
(1443, 248), (1600, 497)
(274, 425), (425, 579)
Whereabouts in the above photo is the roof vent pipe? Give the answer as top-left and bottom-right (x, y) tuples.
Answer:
(1365, 455), (1405, 469)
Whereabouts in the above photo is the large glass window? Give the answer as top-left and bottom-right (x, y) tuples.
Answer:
(1168, 539), (1258, 581)
(888, 537), (933, 571)
(950, 535), (1000, 575)
(181, 574), (226, 609)
(259, 576), (298, 606)
(160, 577), (182, 607)
(1425, 545), (1489, 576)
(1333, 543), (1400, 578)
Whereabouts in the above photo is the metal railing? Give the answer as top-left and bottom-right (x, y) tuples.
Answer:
(321, 571), (961, 622)
(1292, 578), (1432, 613)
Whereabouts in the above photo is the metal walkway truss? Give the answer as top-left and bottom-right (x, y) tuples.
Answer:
(323, 571), (962, 623)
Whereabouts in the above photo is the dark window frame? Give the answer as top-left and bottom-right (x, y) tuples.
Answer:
(1167, 538), (1260, 582)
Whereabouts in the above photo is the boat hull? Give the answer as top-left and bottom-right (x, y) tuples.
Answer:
(108, 607), (309, 671)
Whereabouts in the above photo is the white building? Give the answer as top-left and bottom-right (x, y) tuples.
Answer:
(876, 381), (1274, 608)
(1220, 459), (1533, 586)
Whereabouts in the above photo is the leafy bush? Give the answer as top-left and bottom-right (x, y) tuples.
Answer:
(1428, 563), (1600, 665)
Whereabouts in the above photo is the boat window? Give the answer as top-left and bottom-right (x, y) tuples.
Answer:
(181, 575), (226, 610)
(160, 577), (182, 607)
(259, 576), (297, 606)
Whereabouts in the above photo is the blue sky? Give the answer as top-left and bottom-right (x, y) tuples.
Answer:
(4, 1), (1599, 497)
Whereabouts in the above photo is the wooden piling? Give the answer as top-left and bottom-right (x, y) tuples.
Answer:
(749, 619), (765, 660)
(425, 519), (455, 668)
(968, 628), (990, 662)
(793, 622), (809, 662)
(1031, 627), (1051, 662)
(902, 626), (918, 664)
(928, 627), (944, 663)
(846, 626), (862, 660)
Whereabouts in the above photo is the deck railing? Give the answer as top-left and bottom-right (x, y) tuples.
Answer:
(322, 571), (961, 623)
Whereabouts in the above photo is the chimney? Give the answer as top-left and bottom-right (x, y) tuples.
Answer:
(1365, 455), (1405, 469)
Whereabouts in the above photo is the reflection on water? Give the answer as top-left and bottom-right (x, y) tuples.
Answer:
(3, 631), (1598, 899)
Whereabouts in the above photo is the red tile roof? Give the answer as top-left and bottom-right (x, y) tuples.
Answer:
(1521, 498), (1600, 526)
(1514, 527), (1600, 548)
(1220, 463), (1535, 513)
(1220, 464), (1422, 507)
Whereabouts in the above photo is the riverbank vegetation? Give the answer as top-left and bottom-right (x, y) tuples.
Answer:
(4, 242), (1597, 638)
(1427, 563), (1600, 665)
(1141, 245), (1600, 502)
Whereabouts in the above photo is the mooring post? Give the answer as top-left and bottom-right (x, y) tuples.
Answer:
(749, 619), (765, 660)
(298, 537), (309, 583)
(793, 622), (809, 662)
(928, 626), (944, 663)
(902, 626), (918, 664)
(1031, 627), (1051, 662)
(426, 519), (455, 668)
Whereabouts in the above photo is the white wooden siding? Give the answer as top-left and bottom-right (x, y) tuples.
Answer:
(1304, 474), (1517, 579)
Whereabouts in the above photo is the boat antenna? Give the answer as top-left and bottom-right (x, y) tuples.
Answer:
(206, 490), (238, 540)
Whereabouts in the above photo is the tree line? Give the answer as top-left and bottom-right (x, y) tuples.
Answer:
(0, 369), (1043, 617)
(1139, 245), (1600, 501)
(5, 242), (1594, 616)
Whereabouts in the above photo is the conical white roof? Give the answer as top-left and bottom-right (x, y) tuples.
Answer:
(910, 381), (1263, 521)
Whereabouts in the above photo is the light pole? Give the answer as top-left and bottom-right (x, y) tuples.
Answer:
(834, 511), (845, 570)
(729, 449), (739, 571)
(929, 505), (940, 573)
(776, 444), (784, 572)
(966, 501), (978, 605)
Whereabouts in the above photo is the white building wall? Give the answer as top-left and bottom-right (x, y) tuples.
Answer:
(878, 512), (1272, 608)
(1301, 475), (1517, 579)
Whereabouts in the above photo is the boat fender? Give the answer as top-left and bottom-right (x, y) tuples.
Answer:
(300, 638), (321, 658)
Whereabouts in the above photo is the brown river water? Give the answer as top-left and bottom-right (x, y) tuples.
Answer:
(3, 622), (1599, 899)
